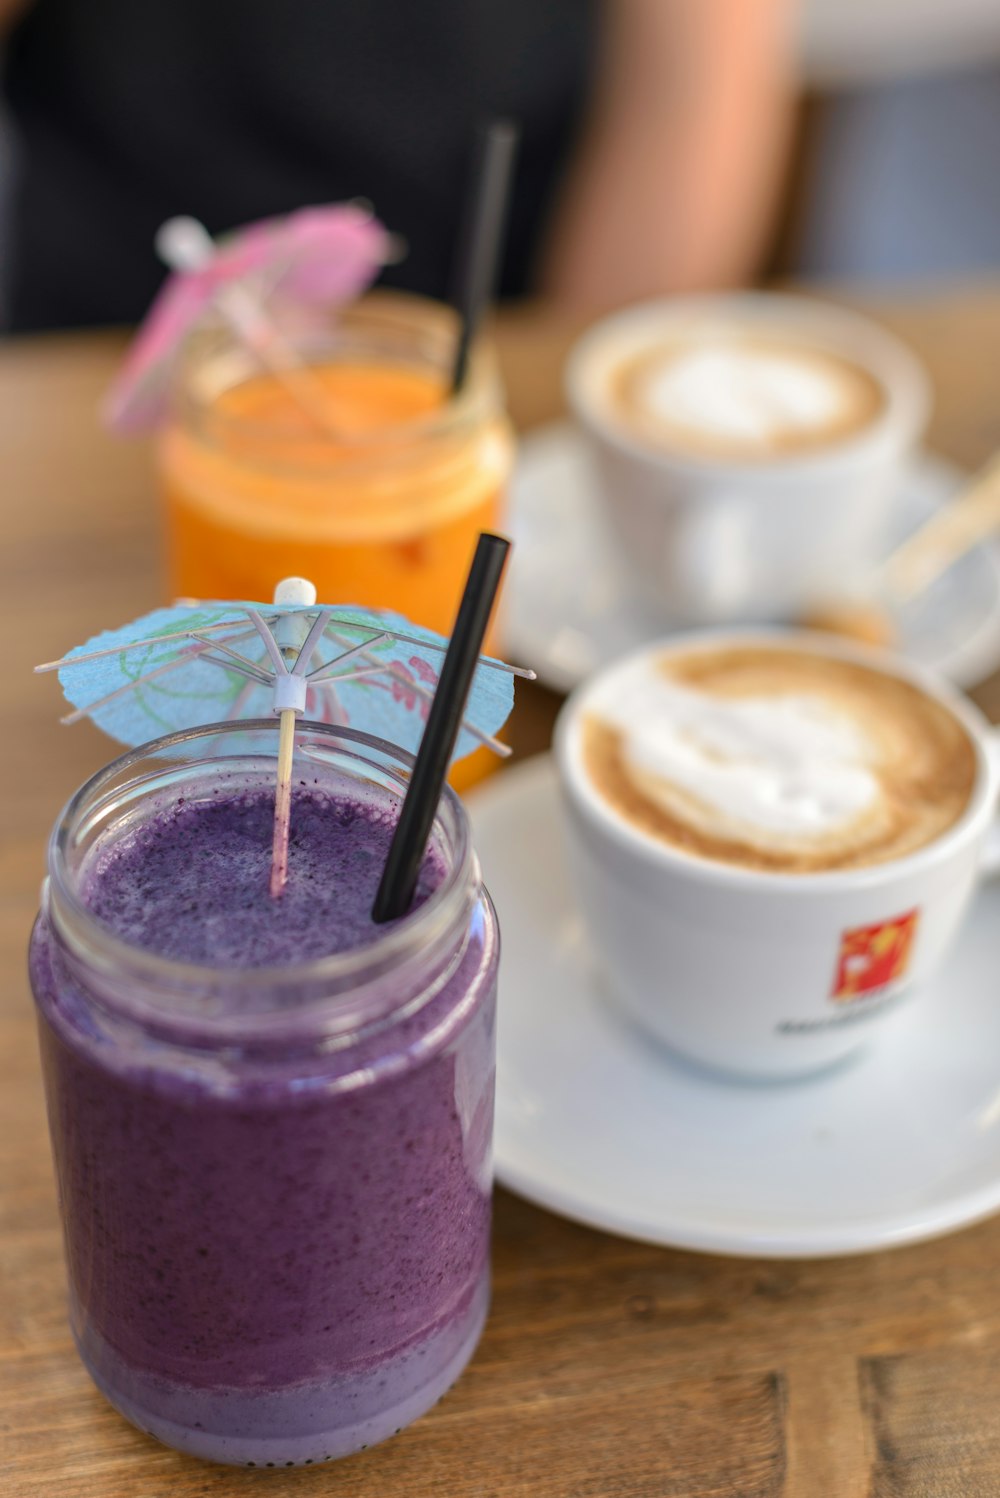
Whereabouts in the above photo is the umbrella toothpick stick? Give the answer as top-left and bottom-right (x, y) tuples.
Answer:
(270, 706), (297, 898)
(156, 218), (349, 443)
(256, 577), (321, 899)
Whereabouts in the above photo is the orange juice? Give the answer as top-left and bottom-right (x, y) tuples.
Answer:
(161, 295), (513, 626)
(159, 294), (516, 789)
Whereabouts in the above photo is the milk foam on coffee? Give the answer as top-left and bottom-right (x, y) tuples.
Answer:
(591, 662), (876, 841)
(610, 337), (885, 460)
(581, 647), (976, 873)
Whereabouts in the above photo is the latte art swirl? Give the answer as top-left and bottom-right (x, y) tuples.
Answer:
(609, 336), (886, 461)
(581, 648), (977, 873)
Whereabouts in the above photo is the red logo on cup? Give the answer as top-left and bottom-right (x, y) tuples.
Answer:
(831, 911), (919, 1002)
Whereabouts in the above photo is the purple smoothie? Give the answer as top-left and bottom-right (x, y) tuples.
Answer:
(30, 763), (497, 1467)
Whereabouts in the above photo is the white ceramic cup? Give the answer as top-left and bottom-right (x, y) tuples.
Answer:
(565, 294), (931, 625)
(554, 630), (1000, 1080)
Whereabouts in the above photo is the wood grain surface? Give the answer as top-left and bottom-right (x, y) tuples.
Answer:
(5, 289), (1000, 1496)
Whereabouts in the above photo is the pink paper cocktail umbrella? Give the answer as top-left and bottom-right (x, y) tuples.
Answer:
(104, 203), (392, 434)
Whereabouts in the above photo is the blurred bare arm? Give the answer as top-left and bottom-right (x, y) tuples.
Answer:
(539, 0), (798, 312)
(0, 0), (34, 30)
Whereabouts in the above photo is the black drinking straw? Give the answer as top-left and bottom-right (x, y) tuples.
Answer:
(449, 119), (520, 395)
(372, 533), (511, 923)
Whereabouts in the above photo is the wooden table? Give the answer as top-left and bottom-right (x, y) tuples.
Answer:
(6, 288), (1000, 1497)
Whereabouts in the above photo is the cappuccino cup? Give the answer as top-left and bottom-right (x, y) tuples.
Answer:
(566, 295), (931, 625)
(555, 631), (999, 1079)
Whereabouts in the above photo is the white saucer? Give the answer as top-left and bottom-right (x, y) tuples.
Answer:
(503, 423), (1000, 692)
(471, 755), (1000, 1259)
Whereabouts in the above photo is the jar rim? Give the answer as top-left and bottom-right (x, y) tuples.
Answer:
(45, 721), (477, 1043)
(173, 290), (503, 469)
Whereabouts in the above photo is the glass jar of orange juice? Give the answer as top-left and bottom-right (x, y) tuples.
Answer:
(160, 290), (514, 634)
(160, 292), (515, 788)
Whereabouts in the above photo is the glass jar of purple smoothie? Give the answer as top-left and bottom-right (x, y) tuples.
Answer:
(28, 721), (498, 1468)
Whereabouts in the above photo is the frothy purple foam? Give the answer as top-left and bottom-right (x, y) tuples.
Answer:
(84, 784), (442, 966)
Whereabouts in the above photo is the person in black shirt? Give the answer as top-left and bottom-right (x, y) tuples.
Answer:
(0, 0), (796, 331)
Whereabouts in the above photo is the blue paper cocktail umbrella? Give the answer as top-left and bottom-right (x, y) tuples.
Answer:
(37, 576), (531, 897)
